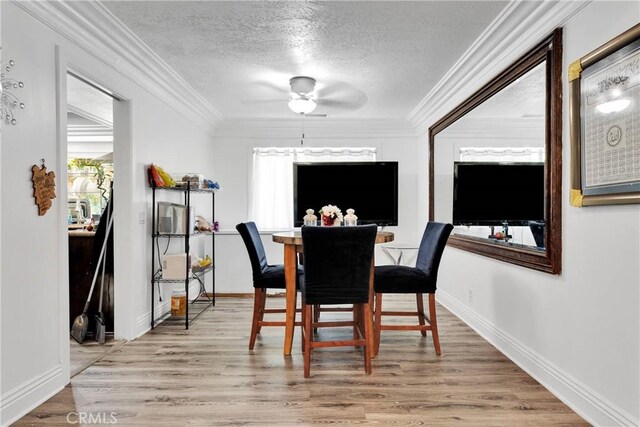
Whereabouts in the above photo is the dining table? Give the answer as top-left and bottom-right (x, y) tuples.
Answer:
(272, 228), (395, 356)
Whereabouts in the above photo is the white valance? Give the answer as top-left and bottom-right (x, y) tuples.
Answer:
(459, 147), (544, 162)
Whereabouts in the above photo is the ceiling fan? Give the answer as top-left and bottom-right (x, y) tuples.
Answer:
(288, 76), (326, 117)
(246, 75), (367, 117)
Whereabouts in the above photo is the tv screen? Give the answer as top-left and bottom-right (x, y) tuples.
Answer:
(453, 162), (544, 226)
(293, 162), (398, 227)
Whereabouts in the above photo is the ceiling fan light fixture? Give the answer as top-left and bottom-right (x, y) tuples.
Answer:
(289, 76), (316, 95)
(288, 97), (317, 115)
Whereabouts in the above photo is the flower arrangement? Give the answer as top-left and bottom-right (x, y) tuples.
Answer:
(319, 204), (343, 226)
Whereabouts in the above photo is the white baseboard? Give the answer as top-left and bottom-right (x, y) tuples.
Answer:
(0, 365), (66, 426)
(437, 290), (638, 427)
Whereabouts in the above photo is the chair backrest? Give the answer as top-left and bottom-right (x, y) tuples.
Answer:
(415, 222), (454, 277)
(236, 222), (269, 283)
(301, 224), (377, 305)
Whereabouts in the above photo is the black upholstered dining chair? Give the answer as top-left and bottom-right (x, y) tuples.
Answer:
(236, 222), (301, 350)
(373, 221), (453, 356)
(300, 224), (377, 378)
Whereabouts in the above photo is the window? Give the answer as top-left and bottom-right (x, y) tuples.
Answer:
(250, 147), (376, 229)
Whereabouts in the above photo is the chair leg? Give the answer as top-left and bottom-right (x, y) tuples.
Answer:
(374, 292), (382, 356)
(304, 304), (312, 378)
(429, 293), (441, 355)
(313, 304), (320, 333)
(363, 302), (373, 375)
(353, 304), (360, 340)
(256, 288), (267, 334)
(301, 296), (306, 354)
(416, 293), (427, 337)
(249, 288), (264, 350)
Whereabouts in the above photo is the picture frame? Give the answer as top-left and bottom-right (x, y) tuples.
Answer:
(569, 23), (640, 207)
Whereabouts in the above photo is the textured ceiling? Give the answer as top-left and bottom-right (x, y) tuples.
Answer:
(471, 61), (546, 119)
(103, 1), (507, 120)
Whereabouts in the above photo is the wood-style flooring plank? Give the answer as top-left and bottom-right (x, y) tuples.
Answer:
(16, 296), (588, 426)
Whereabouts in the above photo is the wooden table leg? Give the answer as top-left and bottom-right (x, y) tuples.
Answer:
(284, 243), (297, 356)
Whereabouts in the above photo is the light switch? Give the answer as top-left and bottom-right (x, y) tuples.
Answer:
(137, 210), (146, 224)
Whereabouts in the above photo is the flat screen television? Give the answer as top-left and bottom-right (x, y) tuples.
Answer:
(453, 162), (544, 226)
(293, 161), (398, 227)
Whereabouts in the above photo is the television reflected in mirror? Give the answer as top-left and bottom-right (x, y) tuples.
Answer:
(453, 162), (545, 248)
(293, 161), (398, 227)
(453, 162), (544, 226)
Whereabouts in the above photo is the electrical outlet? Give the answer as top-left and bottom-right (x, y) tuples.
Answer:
(468, 289), (473, 303)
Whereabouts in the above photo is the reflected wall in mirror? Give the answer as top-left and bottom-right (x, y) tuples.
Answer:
(429, 29), (562, 274)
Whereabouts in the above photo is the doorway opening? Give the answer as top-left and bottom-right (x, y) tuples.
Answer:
(66, 71), (122, 376)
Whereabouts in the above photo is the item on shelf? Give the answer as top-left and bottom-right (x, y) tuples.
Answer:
(155, 165), (175, 187)
(344, 208), (358, 226)
(171, 290), (187, 316)
(192, 255), (212, 272)
(196, 215), (212, 232)
(162, 253), (191, 280)
(170, 173), (204, 189)
(202, 179), (220, 190)
(148, 164), (165, 187)
(213, 221), (219, 232)
(157, 202), (194, 234)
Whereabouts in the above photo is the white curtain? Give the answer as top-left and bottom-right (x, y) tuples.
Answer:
(459, 147), (544, 162)
(250, 147), (376, 229)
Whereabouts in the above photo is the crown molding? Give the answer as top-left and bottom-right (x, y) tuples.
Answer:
(67, 104), (112, 127)
(213, 118), (420, 140)
(12, 0), (222, 135)
(407, 0), (591, 132)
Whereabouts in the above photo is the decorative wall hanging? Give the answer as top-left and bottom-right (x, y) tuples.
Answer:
(32, 160), (56, 216)
(0, 50), (26, 126)
(569, 23), (640, 207)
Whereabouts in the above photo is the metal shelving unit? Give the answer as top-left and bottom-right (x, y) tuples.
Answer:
(150, 184), (216, 329)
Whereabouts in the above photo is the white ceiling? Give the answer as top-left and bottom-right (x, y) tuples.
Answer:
(102, 1), (507, 120)
(67, 74), (113, 159)
(67, 73), (114, 125)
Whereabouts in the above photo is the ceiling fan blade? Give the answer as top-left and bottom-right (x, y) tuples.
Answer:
(241, 98), (281, 105)
(251, 80), (290, 94)
(316, 97), (366, 111)
(317, 81), (353, 98)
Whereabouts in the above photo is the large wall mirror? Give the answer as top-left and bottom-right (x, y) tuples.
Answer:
(429, 29), (562, 274)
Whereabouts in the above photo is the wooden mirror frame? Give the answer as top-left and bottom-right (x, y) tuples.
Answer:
(428, 29), (562, 274)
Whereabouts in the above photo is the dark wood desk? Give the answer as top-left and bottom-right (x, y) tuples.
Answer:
(272, 229), (394, 356)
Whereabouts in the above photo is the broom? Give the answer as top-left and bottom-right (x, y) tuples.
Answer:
(70, 214), (113, 344)
(94, 187), (113, 345)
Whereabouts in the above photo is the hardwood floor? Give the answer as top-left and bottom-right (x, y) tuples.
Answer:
(17, 296), (588, 426)
(69, 337), (125, 378)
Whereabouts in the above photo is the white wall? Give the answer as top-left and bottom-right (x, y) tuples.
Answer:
(428, 2), (639, 425)
(0, 2), (215, 425)
(211, 119), (421, 294)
